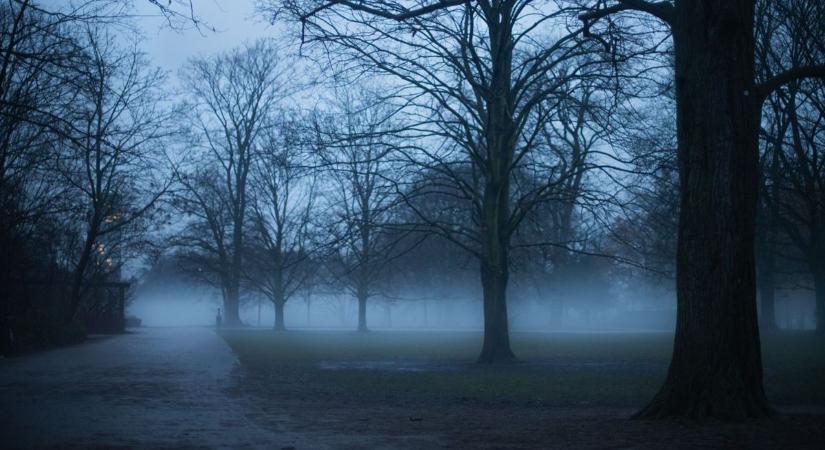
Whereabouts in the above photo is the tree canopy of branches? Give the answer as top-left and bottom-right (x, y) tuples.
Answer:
(756, 0), (825, 335)
(245, 111), (318, 330)
(173, 39), (292, 326)
(59, 27), (173, 323)
(313, 88), (412, 332)
(273, 0), (612, 362)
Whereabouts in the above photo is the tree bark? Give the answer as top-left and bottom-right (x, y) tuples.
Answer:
(225, 164), (247, 327)
(475, 9), (516, 364)
(636, 0), (771, 420)
(477, 158), (515, 363)
(478, 240), (515, 363)
(356, 284), (368, 332)
(223, 282), (242, 326)
(223, 222), (244, 326)
(273, 300), (286, 331)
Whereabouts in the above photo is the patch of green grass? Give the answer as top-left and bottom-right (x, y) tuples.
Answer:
(219, 329), (825, 408)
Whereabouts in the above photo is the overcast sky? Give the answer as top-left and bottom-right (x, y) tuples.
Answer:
(133, 0), (283, 72)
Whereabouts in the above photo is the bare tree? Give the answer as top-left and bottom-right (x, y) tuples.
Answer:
(314, 88), (409, 332)
(245, 111), (318, 331)
(767, 86), (825, 333)
(175, 40), (291, 325)
(756, 0), (825, 334)
(169, 165), (234, 301)
(268, 0), (825, 417)
(513, 78), (618, 327)
(272, 0), (610, 361)
(56, 26), (173, 323)
(0, 1), (78, 335)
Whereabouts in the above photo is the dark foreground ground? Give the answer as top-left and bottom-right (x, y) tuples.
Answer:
(220, 329), (825, 449)
(1, 327), (309, 449)
(1, 327), (824, 449)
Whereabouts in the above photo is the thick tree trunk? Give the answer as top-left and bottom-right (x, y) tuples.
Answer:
(273, 300), (286, 331)
(475, 10), (517, 364)
(636, 0), (771, 420)
(223, 283), (242, 326)
(478, 249), (514, 363)
(0, 242), (12, 355)
(356, 285), (368, 332)
(224, 205), (245, 326)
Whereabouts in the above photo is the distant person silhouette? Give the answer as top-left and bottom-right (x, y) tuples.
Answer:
(216, 308), (222, 328)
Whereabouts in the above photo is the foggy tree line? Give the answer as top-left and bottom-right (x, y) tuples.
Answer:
(1, 0), (824, 422)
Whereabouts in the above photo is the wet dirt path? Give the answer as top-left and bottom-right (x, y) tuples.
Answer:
(0, 327), (315, 449)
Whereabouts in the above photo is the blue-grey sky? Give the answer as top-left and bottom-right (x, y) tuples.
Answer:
(134, 0), (282, 72)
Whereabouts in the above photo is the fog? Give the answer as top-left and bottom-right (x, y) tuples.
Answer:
(3, 1), (825, 447)
(126, 276), (820, 332)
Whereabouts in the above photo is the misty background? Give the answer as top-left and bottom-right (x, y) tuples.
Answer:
(2, 0), (822, 347)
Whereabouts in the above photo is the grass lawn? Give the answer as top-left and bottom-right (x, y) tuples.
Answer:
(219, 329), (825, 449)
(220, 329), (825, 408)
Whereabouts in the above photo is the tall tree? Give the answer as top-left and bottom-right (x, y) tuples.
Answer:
(246, 112), (318, 331)
(0, 1), (77, 334)
(513, 78), (616, 327)
(606, 93), (679, 307)
(59, 26), (172, 323)
(178, 40), (290, 325)
(578, 0), (825, 419)
(273, 0), (605, 361)
(314, 89), (406, 332)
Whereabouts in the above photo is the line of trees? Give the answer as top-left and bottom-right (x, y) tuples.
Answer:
(2, 0), (823, 423)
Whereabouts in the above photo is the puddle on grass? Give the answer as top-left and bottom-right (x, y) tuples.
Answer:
(317, 360), (457, 372)
(526, 360), (668, 372)
(317, 359), (668, 373)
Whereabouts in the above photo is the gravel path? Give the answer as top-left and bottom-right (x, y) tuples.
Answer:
(0, 327), (315, 449)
